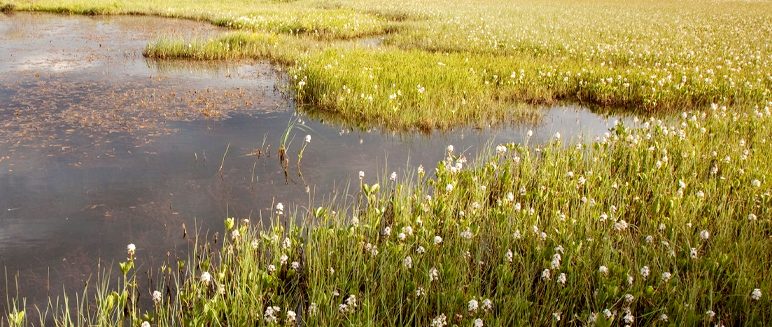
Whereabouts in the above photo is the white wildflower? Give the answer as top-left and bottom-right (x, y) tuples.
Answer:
(429, 267), (439, 282)
(557, 273), (567, 285)
(640, 266), (650, 279)
(403, 256), (413, 269)
(482, 298), (493, 312)
(661, 271), (672, 282)
(541, 269), (551, 281)
(431, 314), (447, 327)
(751, 288), (762, 300)
(152, 290), (162, 304)
(200, 272), (211, 284)
(460, 228), (473, 239)
(468, 299), (479, 313)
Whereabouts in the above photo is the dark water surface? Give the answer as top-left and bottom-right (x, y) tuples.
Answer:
(0, 13), (632, 312)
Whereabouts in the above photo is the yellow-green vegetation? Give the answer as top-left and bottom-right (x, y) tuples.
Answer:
(6, 103), (771, 326)
(2, 1), (771, 325)
(4, 0), (770, 129)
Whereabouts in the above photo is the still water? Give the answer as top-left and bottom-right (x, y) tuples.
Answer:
(0, 12), (631, 311)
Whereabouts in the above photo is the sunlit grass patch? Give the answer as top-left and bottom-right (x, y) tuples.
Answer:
(213, 8), (396, 40)
(143, 32), (318, 65)
(292, 47), (766, 130)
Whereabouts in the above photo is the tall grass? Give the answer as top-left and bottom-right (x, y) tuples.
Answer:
(5, 102), (771, 326)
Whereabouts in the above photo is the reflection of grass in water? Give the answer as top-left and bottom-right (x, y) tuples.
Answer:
(5, 104), (772, 325)
(300, 102), (543, 135)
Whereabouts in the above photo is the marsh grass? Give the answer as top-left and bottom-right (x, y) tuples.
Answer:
(9, 0), (767, 130)
(5, 103), (771, 326)
(136, 0), (769, 130)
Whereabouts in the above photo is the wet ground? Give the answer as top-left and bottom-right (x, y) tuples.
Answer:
(0, 12), (633, 312)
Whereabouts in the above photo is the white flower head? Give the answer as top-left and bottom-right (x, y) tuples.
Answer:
(751, 288), (762, 301)
(127, 243), (136, 256)
(141, 321), (150, 327)
(640, 266), (650, 279)
(557, 273), (567, 285)
(599, 265), (609, 275)
(496, 144), (507, 155)
(700, 229), (710, 241)
(429, 267), (439, 282)
(275, 202), (284, 215)
(468, 299), (479, 312)
(390, 171), (397, 181)
(431, 314), (447, 327)
(541, 268), (551, 281)
(282, 237), (292, 249)
(152, 290), (162, 304)
(200, 271), (212, 284)
(460, 228), (473, 239)
(403, 256), (413, 269)
(473, 318), (484, 327)
(482, 298), (493, 312)
(433, 235), (443, 245)
(304, 135), (311, 143)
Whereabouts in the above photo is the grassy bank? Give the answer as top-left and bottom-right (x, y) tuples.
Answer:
(5, 102), (771, 326)
(4, 0), (771, 130)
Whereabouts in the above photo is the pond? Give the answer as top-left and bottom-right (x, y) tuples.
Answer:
(0, 12), (632, 311)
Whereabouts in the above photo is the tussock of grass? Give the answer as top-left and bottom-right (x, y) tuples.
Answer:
(6, 104), (771, 325)
(291, 48), (764, 130)
(1, 2), (16, 13)
(212, 9), (395, 40)
(144, 32), (318, 65)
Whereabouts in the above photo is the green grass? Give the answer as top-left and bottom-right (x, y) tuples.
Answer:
(6, 103), (771, 326)
(5, 0), (770, 130)
(2, 0), (772, 324)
